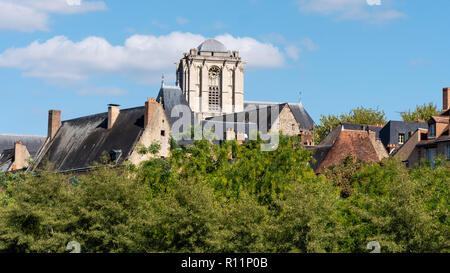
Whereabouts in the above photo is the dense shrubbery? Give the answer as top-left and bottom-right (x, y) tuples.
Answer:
(0, 136), (448, 253)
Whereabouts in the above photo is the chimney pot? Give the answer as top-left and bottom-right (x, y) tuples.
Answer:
(108, 104), (120, 129)
(48, 110), (61, 140)
(443, 87), (450, 111)
(144, 99), (158, 128)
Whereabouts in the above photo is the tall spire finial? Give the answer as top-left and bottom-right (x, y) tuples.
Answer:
(299, 90), (303, 104)
(161, 73), (165, 88)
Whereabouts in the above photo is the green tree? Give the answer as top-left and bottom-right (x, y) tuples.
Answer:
(315, 106), (387, 144)
(338, 159), (449, 253)
(401, 102), (440, 122)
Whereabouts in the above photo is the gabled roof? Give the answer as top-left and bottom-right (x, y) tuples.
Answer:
(157, 85), (194, 126)
(34, 107), (146, 172)
(244, 101), (315, 130)
(0, 134), (46, 157)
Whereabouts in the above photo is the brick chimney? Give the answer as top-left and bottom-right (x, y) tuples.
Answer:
(10, 141), (31, 171)
(443, 87), (450, 110)
(48, 110), (61, 140)
(144, 98), (158, 128)
(108, 104), (120, 129)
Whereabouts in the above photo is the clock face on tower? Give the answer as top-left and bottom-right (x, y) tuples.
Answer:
(209, 66), (220, 78)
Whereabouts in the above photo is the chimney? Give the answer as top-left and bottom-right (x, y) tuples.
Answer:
(108, 104), (120, 129)
(10, 141), (31, 171)
(48, 110), (61, 140)
(443, 87), (450, 110)
(144, 98), (158, 128)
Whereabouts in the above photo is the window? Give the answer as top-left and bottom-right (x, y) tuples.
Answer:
(429, 123), (436, 138)
(398, 133), (405, 145)
(291, 124), (296, 131)
(447, 144), (450, 159)
(425, 148), (437, 167)
(161, 130), (165, 137)
(208, 66), (221, 112)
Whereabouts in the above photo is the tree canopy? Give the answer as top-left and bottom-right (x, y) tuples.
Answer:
(401, 102), (441, 122)
(315, 106), (387, 144)
(0, 136), (448, 253)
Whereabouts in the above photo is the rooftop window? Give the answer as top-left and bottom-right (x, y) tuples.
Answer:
(429, 123), (436, 138)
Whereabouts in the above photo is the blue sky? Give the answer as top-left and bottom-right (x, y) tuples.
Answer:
(0, 0), (449, 135)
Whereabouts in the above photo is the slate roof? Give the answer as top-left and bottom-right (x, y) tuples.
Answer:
(33, 107), (146, 172)
(207, 103), (288, 133)
(0, 149), (13, 172)
(157, 85), (194, 126)
(243, 101), (315, 130)
(197, 39), (228, 53)
(379, 120), (428, 147)
(0, 134), (46, 157)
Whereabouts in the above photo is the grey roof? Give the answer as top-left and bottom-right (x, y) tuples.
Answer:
(244, 101), (315, 130)
(207, 103), (288, 133)
(379, 120), (428, 147)
(197, 39), (228, 53)
(0, 134), (46, 157)
(157, 85), (195, 126)
(0, 149), (13, 171)
(34, 107), (146, 172)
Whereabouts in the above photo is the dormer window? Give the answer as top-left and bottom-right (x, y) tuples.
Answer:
(398, 133), (405, 145)
(429, 123), (436, 138)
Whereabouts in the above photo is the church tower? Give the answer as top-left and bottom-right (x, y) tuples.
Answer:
(176, 39), (244, 120)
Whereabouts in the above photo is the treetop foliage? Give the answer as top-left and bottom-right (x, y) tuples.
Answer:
(401, 102), (441, 122)
(315, 106), (387, 144)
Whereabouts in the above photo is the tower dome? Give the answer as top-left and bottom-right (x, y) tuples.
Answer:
(197, 39), (228, 53)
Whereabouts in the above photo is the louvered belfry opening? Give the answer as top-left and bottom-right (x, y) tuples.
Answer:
(208, 66), (221, 112)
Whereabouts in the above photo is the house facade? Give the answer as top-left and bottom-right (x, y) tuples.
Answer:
(394, 88), (450, 167)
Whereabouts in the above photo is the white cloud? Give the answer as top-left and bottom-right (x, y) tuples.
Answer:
(0, 0), (107, 32)
(284, 45), (301, 61)
(296, 0), (405, 23)
(0, 32), (285, 84)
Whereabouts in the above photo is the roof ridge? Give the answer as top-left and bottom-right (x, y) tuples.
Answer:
(62, 106), (145, 123)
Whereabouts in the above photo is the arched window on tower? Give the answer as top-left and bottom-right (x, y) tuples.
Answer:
(208, 66), (221, 112)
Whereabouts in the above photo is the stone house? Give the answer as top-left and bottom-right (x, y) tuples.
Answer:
(29, 98), (170, 173)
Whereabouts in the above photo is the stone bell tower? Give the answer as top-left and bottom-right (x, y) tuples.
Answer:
(176, 39), (244, 120)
